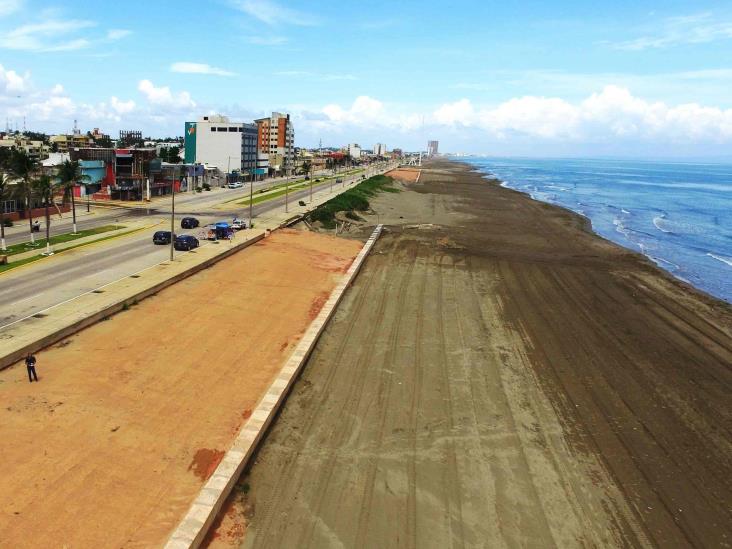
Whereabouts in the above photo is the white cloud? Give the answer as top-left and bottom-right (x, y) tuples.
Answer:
(107, 29), (132, 40)
(0, 18), (96, 51)
(247, 35), (288, 46)
(110, 96), (136, 114)
(430, 85), (732, 143)
(611, 12), (732, 51)
(233, 0), (320, 26)
(137, 79), (196, 110)
(434, 99), (474, 126)
(170, 62), (236, 77)
(0, 0), (23, 16)
(0, 64), (29, 94)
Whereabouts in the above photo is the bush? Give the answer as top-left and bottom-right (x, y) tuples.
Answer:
(195, 187), (203, 193)
(308, 175), (395, 226)
(2, 218), (12, 227)
(298, 200), (306, 206)
(202, 183), (211, 191)
(345, 210), (362, 221)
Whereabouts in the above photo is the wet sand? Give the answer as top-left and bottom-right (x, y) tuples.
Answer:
(0, 230), (361, 548)
(210, 161), (732, 548)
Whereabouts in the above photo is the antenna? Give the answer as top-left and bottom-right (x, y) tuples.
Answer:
(23, 116), (26, 133)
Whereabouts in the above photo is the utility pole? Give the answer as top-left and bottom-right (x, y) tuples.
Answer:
(249, 168), (253, 229)
(170, 166), (176, 262)
(285, 157), (289, 213)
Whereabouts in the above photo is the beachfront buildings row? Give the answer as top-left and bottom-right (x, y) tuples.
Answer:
(184, 112), (294, 178)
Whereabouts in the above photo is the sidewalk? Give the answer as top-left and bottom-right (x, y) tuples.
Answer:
(2, 208), (99, 237)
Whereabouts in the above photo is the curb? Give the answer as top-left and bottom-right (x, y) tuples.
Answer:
(164, 224), (384, 549)
(0, 231), (266, 372)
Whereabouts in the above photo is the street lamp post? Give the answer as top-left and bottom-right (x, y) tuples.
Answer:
(170, 166), (176, 262)
(285, 159), (289, 213)
(249, 169), (253, 229)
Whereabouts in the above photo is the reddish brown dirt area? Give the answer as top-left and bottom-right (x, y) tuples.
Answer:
(386, 167), (421, 183)
(0, 229), (361, 548)
(188, 449), (226, 481)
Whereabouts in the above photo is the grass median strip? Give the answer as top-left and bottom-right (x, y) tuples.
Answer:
(3, 225), (125, 256)
(232, 169), (366, 206)
(0, 224), (148, 275)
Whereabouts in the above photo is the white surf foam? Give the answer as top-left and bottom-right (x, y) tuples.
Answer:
(707, 253), (732, 268)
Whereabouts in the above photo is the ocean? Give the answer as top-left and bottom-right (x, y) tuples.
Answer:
(456, 157), (732, 304)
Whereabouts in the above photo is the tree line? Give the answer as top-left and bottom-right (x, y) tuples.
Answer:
(0, 149), (89, 253)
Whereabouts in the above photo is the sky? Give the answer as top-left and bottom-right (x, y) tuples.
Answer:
(2, 0), (732, 157)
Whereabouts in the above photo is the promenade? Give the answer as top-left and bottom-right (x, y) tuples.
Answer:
(0, 229), (362, 547)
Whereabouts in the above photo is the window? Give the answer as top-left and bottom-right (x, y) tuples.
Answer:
(211, 127), (217, 132)
(229, 127), (238, 132)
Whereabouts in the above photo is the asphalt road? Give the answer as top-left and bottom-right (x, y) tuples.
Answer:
(0, 166), (392, 329)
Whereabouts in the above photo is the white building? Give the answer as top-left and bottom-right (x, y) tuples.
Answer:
(184, 114), (257, 174)
(347, 143), (361, 158)
(373, 143), (387, 156)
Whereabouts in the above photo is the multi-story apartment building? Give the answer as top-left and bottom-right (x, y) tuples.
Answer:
(0, 133), (49, 161)
(254, 112), (294, 175)
(373, 143), (387, 156)
(347, 143), (362, 159)
(428, 140), (439, 157)
(184, 115), (257, 176)
(50, 129), (92, 152)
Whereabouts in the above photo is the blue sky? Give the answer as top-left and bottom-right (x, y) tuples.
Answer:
(2, 0), (732, 157)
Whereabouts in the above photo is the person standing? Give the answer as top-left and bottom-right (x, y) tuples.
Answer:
(25, 353), (38, 383)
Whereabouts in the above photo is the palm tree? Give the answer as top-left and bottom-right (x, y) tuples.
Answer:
(0, 172), (9, 251)
(8, 149), (38, 245)
(57, 159), (90, 234)
(33, 174), (59, 256)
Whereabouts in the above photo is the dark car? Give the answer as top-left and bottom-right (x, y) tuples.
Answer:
(174, 234), (199, 251)
(153, 230), (172, 245)
(181, 217), (199, 229)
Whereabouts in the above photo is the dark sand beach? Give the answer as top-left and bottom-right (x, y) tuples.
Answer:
(208, 160), (732, 548)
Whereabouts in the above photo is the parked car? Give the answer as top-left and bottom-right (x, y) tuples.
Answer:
(153, 230), (172, 245)
(227, 182), (243, 189)
(304, 175), (310, 180)
(231, 218), (248, 231)
(174, 234), (199, 251)
(181, 217), (199, 229)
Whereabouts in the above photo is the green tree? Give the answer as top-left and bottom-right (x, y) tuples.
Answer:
(300, 159), (312, 177)
(33, 174), (60, 255)
(8, 149), (39, 244)
(167, 145), (181, 163)
(57, 159), (90, 234)
(0, 172), (9, 251)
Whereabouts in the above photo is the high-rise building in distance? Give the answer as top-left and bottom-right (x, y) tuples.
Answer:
(427, 140), (439, 157)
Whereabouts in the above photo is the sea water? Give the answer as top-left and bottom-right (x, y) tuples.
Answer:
(457, 157), (732, 304)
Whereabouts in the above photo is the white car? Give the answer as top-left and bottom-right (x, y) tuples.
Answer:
(227, 182), (243, 189)
(231, 218), (248, 230)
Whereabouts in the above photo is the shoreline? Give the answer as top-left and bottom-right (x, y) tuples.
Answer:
(457, 157), (732, 306)
(208, 159), (731, 547)
(467, 161), (732, 312)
